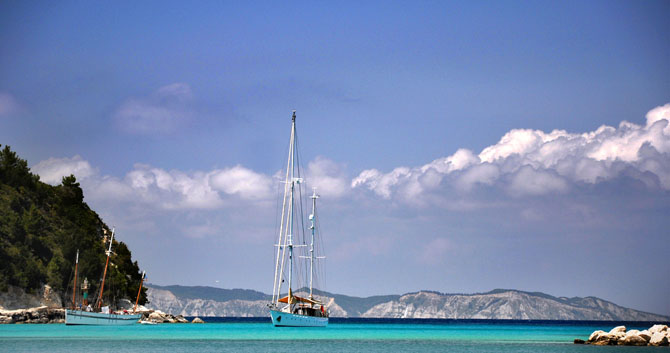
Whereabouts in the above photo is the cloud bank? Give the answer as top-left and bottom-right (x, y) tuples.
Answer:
(352, 103), (670, 202)
(33, 104), (670, 214)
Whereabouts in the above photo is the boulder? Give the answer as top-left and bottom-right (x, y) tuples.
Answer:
(649, 324), (668, 335)
(148, 311), (166, 323)
(589, 332), (617, 345)
(619, 334), (647, 346)
(649, 332), (669, 346)
(609, 326), (626, 334)
(638, 330), (651, 342)
(588, 330), (606, 342)
(573, 338), (585, 344)
(175, 315), (189, 323)
(192, 317), (205, 323)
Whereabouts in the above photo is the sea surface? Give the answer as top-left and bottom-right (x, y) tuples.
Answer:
(2, 318), (669, 352)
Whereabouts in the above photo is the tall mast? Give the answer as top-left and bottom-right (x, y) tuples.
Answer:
(273, 111), (299, 306)
(287, 111), (297, 306)
(133, 271), (146, 313)
(72, 249), (79, 309)
(309, 189), (319, 300)
(96, 227), (114, 309)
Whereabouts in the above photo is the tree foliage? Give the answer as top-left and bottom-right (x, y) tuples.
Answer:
(0, 144), (147, 305)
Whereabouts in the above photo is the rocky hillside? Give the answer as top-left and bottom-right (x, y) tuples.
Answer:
(362, 290), (669, 321)
(146, 285), (669, 321)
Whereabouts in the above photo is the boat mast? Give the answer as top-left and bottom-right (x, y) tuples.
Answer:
(133, 271), (146, 313)
(72, 249), (79, 309)
(273, 111), (298, 306)
(287, 111), (299, 307)
(309, 189), (318, 300)
(96, 227), (114, 309)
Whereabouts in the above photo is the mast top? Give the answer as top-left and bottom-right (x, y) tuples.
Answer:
(292, 110), (296, 122)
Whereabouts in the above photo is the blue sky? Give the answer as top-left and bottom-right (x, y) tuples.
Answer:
(1, 1), (669, 315)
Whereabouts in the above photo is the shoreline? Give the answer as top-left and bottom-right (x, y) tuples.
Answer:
(0, 306), (201, 324)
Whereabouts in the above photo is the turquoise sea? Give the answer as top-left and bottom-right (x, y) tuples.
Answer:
(2, 318), (668, 352)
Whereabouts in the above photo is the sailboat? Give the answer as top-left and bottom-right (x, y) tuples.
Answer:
(268, 111), (329, 327)
(65, 228), (143, 325)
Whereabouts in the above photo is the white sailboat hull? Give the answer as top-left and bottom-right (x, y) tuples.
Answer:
(65, 309), (141, 325)
(270, 309), (328, 327)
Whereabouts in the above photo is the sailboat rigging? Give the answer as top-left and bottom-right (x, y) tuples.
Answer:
(268, 111), (329, 327)
(65, 228), (143, 325)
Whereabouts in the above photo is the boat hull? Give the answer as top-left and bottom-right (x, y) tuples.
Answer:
(270, 309), (328, 327)
(65, 309), (141, 325)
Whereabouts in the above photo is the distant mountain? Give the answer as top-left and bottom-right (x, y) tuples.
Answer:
(145, 284), (669, 321)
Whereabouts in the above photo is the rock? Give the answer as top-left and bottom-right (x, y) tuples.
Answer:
(609, 325), (626, 334)
(573, 338), (585, 344)
(649, 332), (669, 346)
(0, 306), (65, 324)
(175, 315), (188, 323)
(0, 315), (12, 324)
(619, 334), (647, 346)
(649, 324), (668, 335)
(638, 330), (651, 342)
(148, 311), (166, 323)
(588, 332), (617, 345)
(192, 317), (205, 323)
(588, 330), (606, 342)
(0, 285), (62, 310)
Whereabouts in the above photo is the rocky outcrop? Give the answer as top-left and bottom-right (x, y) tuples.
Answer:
(0, 285), (62, 310)
(0, 306), (65, 323)
(141, 310), (189, 323)
(192, 317), (205, 323)
(582, 325), (670, 346)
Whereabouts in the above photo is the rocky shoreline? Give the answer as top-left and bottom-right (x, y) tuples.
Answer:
(142, 310), (205, 324)
(0, 306), (204, 324)
(577, 324), (670, 346)
(0, 306), (65, 324)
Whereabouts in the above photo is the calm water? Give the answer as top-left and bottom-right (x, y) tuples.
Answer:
(1, 318), (668, 352)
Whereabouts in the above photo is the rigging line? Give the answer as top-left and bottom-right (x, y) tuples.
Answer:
(273, 114), (295, 303)
(293, 124), (308, 290)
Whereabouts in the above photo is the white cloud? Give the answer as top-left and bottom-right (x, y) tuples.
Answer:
(0, 92), (21, 116)
(31, 155), (96, 185)
(114, 83), (194, 134)
(32, 155), (278, 210)
(209, 165), (273, 200)
(351, 167), (411, 199)
(507, 166), (568, 196)
(305, 156), (349, 198)
(352, 103), (670, 201)
(124, 164), (224, 209)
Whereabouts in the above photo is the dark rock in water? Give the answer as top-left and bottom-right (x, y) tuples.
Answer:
(573, 339), (585, 344)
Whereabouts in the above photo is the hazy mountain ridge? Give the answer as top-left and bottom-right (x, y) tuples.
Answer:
(146, 285), (669, 321)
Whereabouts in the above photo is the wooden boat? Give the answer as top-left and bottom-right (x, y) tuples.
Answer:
(65, 229), (142, 325)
